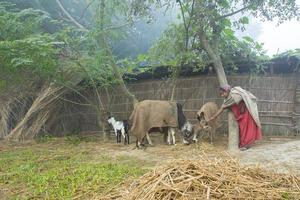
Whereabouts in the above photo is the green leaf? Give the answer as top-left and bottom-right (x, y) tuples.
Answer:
(239, 17), (249, 24)
(243, 36), (254, 43)
(223, 18), (232, 27)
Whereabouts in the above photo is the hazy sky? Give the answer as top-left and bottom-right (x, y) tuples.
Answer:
(256, 0), (300, 56)
(257, 18), (300, 56)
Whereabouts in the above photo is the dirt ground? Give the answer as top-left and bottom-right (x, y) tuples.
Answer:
(91, 134), (300, 174)
(1, 134), (300, 175)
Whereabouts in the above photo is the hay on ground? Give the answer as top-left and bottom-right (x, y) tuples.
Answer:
(101, 156), (300, 200)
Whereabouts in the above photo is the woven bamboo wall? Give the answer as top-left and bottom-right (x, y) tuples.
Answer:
(102, 74), (297, 136)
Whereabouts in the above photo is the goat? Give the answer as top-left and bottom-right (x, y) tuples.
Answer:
(107, 116), (129, 145)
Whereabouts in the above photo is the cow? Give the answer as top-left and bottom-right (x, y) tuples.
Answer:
(129, 100), (193, 148)
(193, 102), (221, 144)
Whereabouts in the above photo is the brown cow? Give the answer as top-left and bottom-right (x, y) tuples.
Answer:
(129, 100), (192, 147)
(194, 102), (221, 144)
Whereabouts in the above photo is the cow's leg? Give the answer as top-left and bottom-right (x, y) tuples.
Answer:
(170, 128), (176, 145)
(167, 128), (171, 145)
(146, 133), (153, 146)
(210, 129), (215, 144)
(163, 131), (168, 144)
(136, 139), (141, 148)
(204, 127), (213, 144)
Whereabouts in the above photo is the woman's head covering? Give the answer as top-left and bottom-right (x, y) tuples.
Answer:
(220, 84), (231, 92)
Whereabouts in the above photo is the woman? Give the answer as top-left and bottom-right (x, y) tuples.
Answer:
(208, 84), (262, 150)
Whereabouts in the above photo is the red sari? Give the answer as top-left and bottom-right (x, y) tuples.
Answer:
(230, 101), (262, 148)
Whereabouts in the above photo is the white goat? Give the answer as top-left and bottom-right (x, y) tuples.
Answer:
(107, 116), (129, 144)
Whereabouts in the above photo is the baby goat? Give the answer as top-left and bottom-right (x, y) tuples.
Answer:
(107, 116), (129, 145)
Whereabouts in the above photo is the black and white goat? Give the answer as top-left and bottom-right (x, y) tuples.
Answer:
(107, 116), (129, 144)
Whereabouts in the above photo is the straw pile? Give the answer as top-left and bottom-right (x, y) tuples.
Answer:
(102, 157), (300, 200)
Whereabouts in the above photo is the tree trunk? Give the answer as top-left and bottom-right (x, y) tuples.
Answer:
(170, 68), (180, 101)
(200, 33), (239, 151)
(200, 34), (227, 85)
(227, 111), (239, 151)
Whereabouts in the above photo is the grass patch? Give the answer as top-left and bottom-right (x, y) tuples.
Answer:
(0, 139), (146, 199)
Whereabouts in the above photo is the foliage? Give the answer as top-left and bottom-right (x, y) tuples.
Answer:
(132, 0), (299, 75)
(134, 21), (267, 74)
(0, 2), (65, 94)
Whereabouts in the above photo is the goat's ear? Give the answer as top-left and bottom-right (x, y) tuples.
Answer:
(197, 115), (201, 121)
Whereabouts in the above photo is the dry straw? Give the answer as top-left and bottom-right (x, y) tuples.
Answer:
(100, 155), (300, 200)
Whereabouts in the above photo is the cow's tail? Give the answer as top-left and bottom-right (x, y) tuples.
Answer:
(176, 103), (187, 129)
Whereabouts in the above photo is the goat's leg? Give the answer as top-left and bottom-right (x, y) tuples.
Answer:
(118, 131), (122, 143)
(146, 133), (153, 146)
(115, 131), (118, 143)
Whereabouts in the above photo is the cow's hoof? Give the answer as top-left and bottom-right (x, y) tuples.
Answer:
(193, 139), (198, 143)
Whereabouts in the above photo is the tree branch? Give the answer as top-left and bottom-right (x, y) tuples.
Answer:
(56, 0), (88, 31)
(178, 0), (188, 49)
(79, 0), (97, 21)
(220, 5), (251, 19)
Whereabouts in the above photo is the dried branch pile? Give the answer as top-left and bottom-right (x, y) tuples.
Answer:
(102, 157), (300, 200)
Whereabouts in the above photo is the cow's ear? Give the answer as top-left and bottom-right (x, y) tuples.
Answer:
(200, 112), (204, 118)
